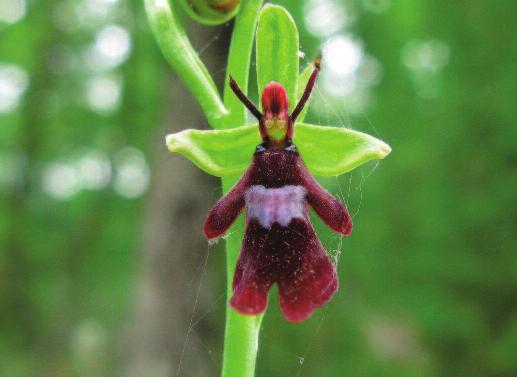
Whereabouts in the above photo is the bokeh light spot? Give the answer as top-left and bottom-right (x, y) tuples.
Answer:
(89, 24), (131, 70)
(402, 39), (450, 73)
(402, 38), (450, 98)
(321, 34), (364, 96)
(77, 151), (112, 190)
(324, 35), (363, 77)
(304, 0), (353, 37)
(0, 0), (26, 24)
(86, 74), (122, 114)
(113, 147), (149, 199)
(42, 163), (81, 200)
(0, 64), (29, 113)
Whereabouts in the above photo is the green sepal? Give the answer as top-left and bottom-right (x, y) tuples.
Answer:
(166, 125), (260, 177)
(296, 123), (391, 175)
(166, 123), (391, 177)
(256, 4), (299, 106)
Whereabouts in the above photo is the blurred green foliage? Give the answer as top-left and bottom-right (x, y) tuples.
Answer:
(0, 0), (516, 376)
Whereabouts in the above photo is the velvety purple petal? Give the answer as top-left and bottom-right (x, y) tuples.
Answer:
(229, 284), (270, 315)
(204, 169), (251, 240)
(230, 217), (338, 322)
(230, 219), (276, 315)
(296, 158), (352, 236)
(276, 219), (338, 322)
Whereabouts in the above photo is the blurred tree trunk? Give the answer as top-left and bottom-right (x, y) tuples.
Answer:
(124, 23), (228, 377)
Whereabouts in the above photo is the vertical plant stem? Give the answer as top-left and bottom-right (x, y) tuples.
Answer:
(221, 1), (264, 376)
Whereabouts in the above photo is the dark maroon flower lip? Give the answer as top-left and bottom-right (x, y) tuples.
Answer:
(229, 218), (339, 323)
(205, 57), (352, 322)
(204, 148), (351, 322)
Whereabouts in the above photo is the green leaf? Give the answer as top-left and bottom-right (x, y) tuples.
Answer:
(256, 4), (299, 107)
(166, 123), (391, 177)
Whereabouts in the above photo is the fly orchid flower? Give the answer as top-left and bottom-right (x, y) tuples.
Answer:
(159, 2), (391, 322)
(204, 60), (352, 322)
(147, 1), (390, 374)
(166, 57), (391, 322)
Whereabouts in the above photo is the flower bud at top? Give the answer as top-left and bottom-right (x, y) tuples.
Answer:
(179, 0), (240, 25)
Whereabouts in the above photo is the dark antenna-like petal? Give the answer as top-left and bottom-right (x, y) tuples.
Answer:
(290, 53), (321, 123)
(229, 76), (263, 121)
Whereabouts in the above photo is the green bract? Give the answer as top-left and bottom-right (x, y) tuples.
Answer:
(166, 123), (391, 177)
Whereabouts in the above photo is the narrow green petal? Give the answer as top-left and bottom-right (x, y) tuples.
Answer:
(166, 125), (259, 177)
(295, 123), (392, 176)
(166, 123), (390, 178)
(256, 4), (299, 105)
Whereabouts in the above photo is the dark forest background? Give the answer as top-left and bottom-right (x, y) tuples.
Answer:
(1, 0), (516, 376)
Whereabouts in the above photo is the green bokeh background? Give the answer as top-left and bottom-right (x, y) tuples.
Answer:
(1, 1), (516, 376)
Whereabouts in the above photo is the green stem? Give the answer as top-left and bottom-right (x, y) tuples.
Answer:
(144, 0), (228, 128)
(221, 1), (264, 376)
